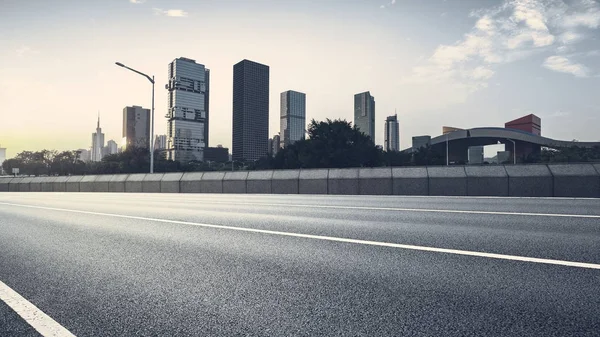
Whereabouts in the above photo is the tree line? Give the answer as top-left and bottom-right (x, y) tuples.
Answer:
(3, 119), (599, 176)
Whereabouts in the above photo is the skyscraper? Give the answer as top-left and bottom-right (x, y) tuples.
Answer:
(106, 140), (118, 155)
(91, 115), (105, 162)
(0, 147), (6, 175)
(123, 106), (150, 149)
(384, 114), (400, 152)
(280, 90), (306, 148)
(354, 91), (376, 141)
(166, 57), (210, 162)
(154, 135), (167, 150)
(232, 59), (269, 161)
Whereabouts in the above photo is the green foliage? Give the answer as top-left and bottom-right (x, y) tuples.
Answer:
(538, 146), (600, 163)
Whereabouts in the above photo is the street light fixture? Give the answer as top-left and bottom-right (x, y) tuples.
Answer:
(115, 62), (155, 174)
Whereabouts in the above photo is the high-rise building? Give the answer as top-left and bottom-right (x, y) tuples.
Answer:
(468, 146), (484, 165)
(0, 147), (6, 175)
(384, 114), (400, 152)
(232, 59), (270, 161)
(77, 149), (91, 162)
(204, 145), (229, 163)
(91, 115), (105, 162)
(166, 57), (210, 162)
(280, 90), (306, 147)
(412, 136), (431, 150)
(154, 135), (167, 151)
(106, 140), (118, 155)
(354, 91), (375, 141)
(271, 134), (281, 157)
(123, 106), (150, 149)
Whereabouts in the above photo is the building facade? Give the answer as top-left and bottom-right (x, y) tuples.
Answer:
(204, 146), (229, 163)
(412, 136), (431, 150)
(505, 114), (541, 136)
(123, 106), (150, 149)
(91, 116), (105, 162)
(166, 57), (210, 162)
(232, 59), (270, 162)
(106, 140), (118, 155)
(468, 146), (484, 165)
(0, 147), (6, 175)
(354, 91), (375, 141)
(154, 135), (167, 151)
(280, 90), (306, 148)
(384, 114), (400, 152)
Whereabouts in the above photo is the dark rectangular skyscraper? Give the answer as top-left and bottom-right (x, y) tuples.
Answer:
(354, 91), (375, 141)
(280, 90), (306, 147)
(232, 59), (270, 161)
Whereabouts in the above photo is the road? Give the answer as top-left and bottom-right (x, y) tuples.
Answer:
(0, 193), (599, 336)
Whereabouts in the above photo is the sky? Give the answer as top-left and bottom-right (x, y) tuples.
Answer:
(1, 0), (600, 159)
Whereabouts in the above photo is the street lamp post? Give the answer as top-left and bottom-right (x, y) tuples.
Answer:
(115, 62), (155, 174)
(507, 139), (516, 165)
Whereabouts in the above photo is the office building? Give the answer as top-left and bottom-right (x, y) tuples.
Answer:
(505, 114), (541, 136)
(77, 149), (91, 162)
(106, 140), (118, 155)
(280, 90), (306, 147)
(232, 59), (269, 161)
(123, 106), (150, 149)
(412, 136), (431, 150)
(384, 114), (400, 152)
(468, 146), (484, 164)
(354, 91), (376, 141)
(154, 135), (167, 150)
(91, 116), (105, 162)
(0, 147), (6, 175)
(204, 146), (229, 163)
(270, 134), (281, 157)
(166, 57), (210, 162)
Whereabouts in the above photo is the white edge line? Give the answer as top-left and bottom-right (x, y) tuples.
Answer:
(1, 202), (600, 270)
(0, 280), (76, 337)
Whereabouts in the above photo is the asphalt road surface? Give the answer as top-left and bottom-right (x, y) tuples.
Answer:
(0, 193), (599, 336)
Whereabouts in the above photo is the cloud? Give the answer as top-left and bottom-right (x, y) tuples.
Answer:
(129, 0), (146, 3)
(542, 55), (589, 77)
(152, 8), (189, 17)
(380, 0), (396, 9)
(15, 46), (39, 56)
(404, 0), (599, 108)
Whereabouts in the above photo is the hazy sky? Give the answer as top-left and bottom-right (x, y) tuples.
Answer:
(1, 0), (599, 158)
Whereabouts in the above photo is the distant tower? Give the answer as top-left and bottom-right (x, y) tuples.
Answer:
(384, 113), (400, 151)
(91, 114), (105, 162)
(123, 105), (151, 149)
(232, 59), (270, 161)
(280, 90), (306, 147)
(354, 91), (376, 141)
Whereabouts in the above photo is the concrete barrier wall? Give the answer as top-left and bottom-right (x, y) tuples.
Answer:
(247, 171), (273, 194)
(427, 167), (467, 196)
(0, 177), (13, 192)
(504, 165), (552, 197)
(200, 172), (225, 193)
(392, 167), (428, 195)
(272, 170), (300, 194)
(465, 166), (508, 197)
(223, 172), (248, 194)
(2, 163), (598, 198)
(299, 169), (328, 194)
(125, 174), (146, 193)
(328, 168), (359, 195)
(180, 172), (204, 193)
(359, 168), (392, 195)
(161, 173), (184, 193)
(142, 173), (164, 193)
(548, 164), (600, 198)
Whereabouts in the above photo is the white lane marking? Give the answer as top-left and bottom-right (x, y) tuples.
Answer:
(101, 200), (600, 219)
(1, 202), (600, 270)
(0, 280), (76, 337)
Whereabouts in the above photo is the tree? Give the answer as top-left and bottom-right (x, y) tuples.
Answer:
(270, 119), (384, 169)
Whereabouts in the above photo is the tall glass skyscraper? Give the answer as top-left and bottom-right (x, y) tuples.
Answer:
(280, 90), (306, 148)
(384, 114), (400, 152)
(166, 57), (209, 162)
(91, 115), (105, 162)
(354, 91), (375, 141)
(232, 59), (269, 162)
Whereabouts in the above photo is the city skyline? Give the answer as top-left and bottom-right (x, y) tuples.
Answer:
(2, 0), (600, 159)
